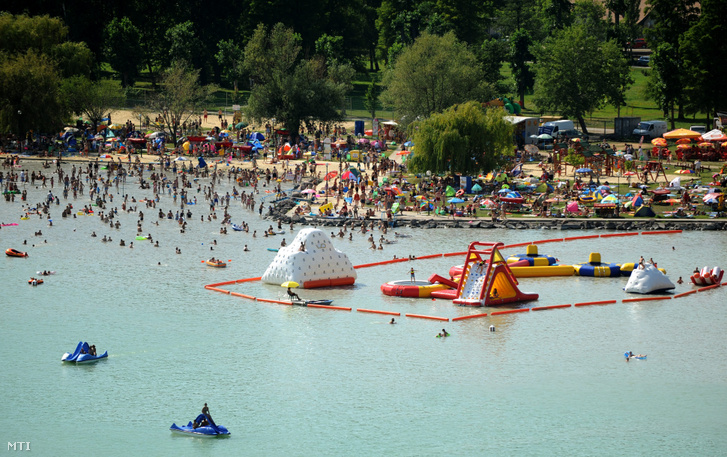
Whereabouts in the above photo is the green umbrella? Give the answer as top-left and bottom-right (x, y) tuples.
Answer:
(235, 122), (248, 129)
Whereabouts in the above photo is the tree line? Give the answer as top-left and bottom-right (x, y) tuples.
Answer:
(1, 0), (725, 148)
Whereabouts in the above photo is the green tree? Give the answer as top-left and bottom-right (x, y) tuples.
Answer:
(364, 74), (380, 120)
(645, 0), (700, 120)
(510, 29), (535, 108)
(147, 63), (214, 145)
(532, 25), (632, 134)
(104, 17), (143, 87)
(644, 43), (681, 127)
(409, 101), (514, 175)
(62, 77), (124, 133)
(679, 0), (727, 125)
(0, 51), (66, 137)
(165, 21), (202, 68)
(51, 41), (94, 78)
(215, 39), (245, 94)
(381, 32), (493, 126)
(0, 13), (68, 55)
(243, 23), (354, 141)
(540, 0), (573, 32)
(478, 38), (508, 93)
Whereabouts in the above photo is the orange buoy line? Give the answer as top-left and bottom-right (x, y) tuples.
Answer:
(502, 242), (532, 249)
(641, 230), (682, 235)
(531, 304), (572, 311)
(574, 300), (617, 307)
(308, 304), (352, 311)
(490, 308), (530, 316)
(622, 296), (672, 303)
(230, 292), (257, 300)
(206, 280), (238, 287)
(563, 235), (600, 241)
(600, 232), (639, 238)
(416, 254), (443, 260)
(205, 287), (230, 294)
(451, 313), (488, 321)
(442, 251), (467, 258)
(673, 290), (697, 298)
(357, 308), (400, 316)
(697, 284), (722, 292)
(405, 313), (449, 321)
(236, 277), (261, 283)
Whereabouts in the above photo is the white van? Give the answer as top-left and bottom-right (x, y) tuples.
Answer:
(633, 120), (667, 139)
(538, 120), (574, 137)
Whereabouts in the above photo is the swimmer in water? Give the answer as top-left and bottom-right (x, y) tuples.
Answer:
(390, 318), (396, 324)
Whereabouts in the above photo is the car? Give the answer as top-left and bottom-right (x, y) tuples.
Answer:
(690, 125), (706, 134)
(635, 56), (650, 67)
(554, 129), (583, 140)
(631, 38), (647, 49)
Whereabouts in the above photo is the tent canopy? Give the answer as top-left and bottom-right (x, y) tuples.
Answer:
(663, 128), (702, 140)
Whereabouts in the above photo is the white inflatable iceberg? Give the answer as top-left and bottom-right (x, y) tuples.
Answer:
(624, 264), (675, 294)
(261, 228), (356, 288)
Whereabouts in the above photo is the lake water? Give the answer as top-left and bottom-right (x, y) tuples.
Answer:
(2, 161), (726, 456)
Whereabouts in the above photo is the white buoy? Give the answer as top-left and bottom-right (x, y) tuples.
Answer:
(489, 325), (495, 332)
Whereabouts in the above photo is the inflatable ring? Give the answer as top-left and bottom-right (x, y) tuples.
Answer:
(381, 280), (451, 298)
(455, 189), (465, 198)
(507, 253), (557, 266)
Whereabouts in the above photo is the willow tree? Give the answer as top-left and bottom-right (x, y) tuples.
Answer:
(409, 101), (514, 175)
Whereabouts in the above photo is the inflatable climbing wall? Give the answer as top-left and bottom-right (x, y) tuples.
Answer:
(261, 228), (357, 288)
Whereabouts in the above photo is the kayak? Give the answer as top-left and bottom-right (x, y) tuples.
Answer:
(6, 248), (28, 257)
(292, 299), (334, 307)
(170, 414), (230, 437)
(267, 248), (278, 252)
(206, 260), (227, 268)
(28, 278), (44, 285)
(62, 342), (108, 363)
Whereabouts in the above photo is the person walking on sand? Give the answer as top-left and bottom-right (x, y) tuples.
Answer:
(203, 109), (208, 123)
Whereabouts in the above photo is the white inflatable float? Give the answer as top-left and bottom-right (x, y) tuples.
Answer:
(624, 263), (675, 294)
(261, 228), (356, 288)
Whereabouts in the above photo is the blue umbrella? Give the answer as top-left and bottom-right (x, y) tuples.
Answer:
(448, 197), (464, 203)
(249, 132), (265, 141)
(576, 168), (592, 173)
(497, 188), (510, 193)
(403, 141), (413, 147)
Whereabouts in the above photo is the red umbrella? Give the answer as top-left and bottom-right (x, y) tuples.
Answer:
(324, 171), (338, 181)
(396, 150), (410, 155)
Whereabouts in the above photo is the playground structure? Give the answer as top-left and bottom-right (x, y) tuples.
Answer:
(444, 242), (538, 307)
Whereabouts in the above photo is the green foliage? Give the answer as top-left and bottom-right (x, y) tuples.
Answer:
(147, 63), (214, 145)
(364, 74), (380, 119)
(540, 0), (573, 32)
(104, 17), (142, 87)
(315, 34), (346, 63)
(678, 0), (727, 122)
(165, 21), (202, 69)
(62, 77), (124, 130)
(215, 39), (245, 93)
(243, 23), (353, 140)
(572, 0), (608, 41)
(51, 41), (94, 78)
(532, 25), (632, 134)
(0, 51), (66, 135)
(0, 13), (68, 55)
(409, 101), (514, 175)
(478, 38), (508, 93)
(564, 149), (585, 166)
(495, 0), (540, 37)
(381, 32), (493, 126)
(510, 29), (535, 107)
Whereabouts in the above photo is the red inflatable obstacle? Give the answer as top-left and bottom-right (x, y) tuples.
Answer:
(450, 242), (538, 307)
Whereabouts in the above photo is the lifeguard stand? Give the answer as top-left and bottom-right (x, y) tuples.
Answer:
(452, 242), (538, 307)
(643, 161), (668, 185)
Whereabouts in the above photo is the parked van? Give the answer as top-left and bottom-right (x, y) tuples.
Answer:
(690, 125), (706, 134)
(633, 120), (667, 139)
(538, 120), (574, 137)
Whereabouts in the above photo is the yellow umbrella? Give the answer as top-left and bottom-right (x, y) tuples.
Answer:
(651, 138), (667, 146)
(698, 142), (713, 148)
(663, 128), (702, 140)
(280, 281), (299, 288)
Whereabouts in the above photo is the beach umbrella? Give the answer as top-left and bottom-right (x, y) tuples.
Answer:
(235, 122), (248, 129)
(651, 138), (668, 146)
(396, 150), (411, 155)
(301, 189), (316, 194)
(575, 168), (592, 173)
(445, 185), (455, 197)
(701, 129), (727, 141)
(280, 281), (299, 288)
(249, 132), (265, 141)
(497, 188), (510, 193)
(664, 198), (681, 204)
(324, 171), (338, 181)
(341, 170), (358, 182)
(481, 198), (496, 207)
(601, 194), (618, 204)
(703, 192), (722, 202)
(471, 183), (482, 193)
(537, 133), (553, 140)
(663, 128), (702, 139)
(572, 138), (581, 143)
(676, 144), (690, 150)
(675, 138), (692, 145)
(623, 171), (637, 176)
(698, 142), (713, 148)
(448, 197), (464, 203)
